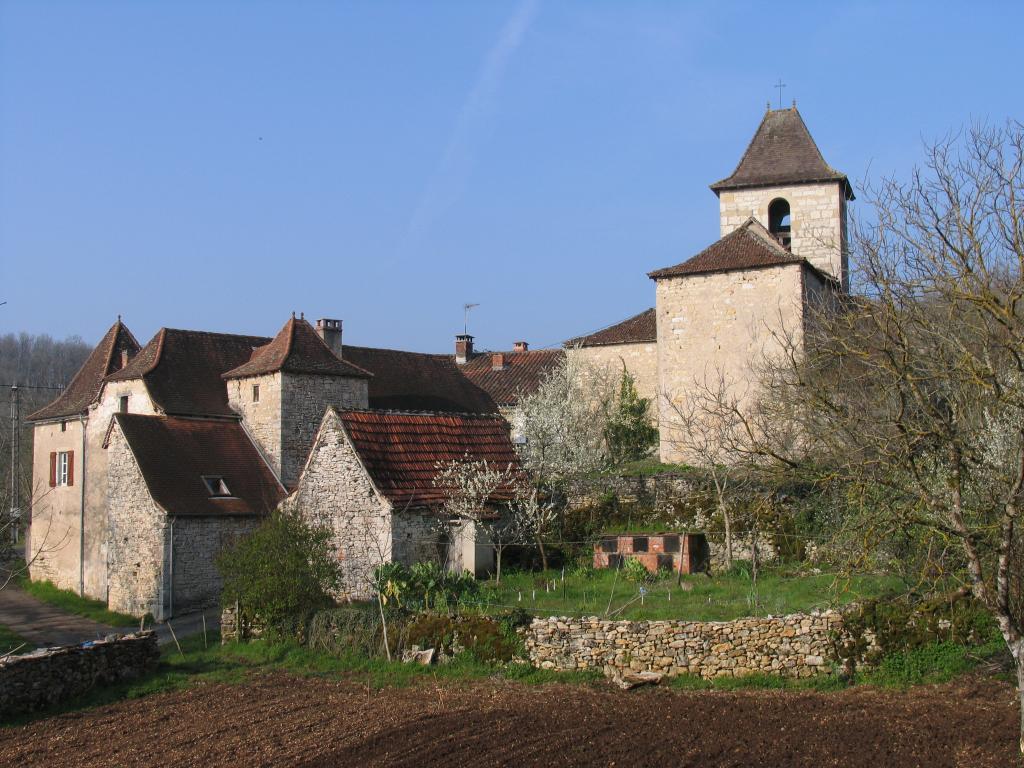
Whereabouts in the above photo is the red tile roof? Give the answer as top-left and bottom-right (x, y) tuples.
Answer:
(342, 345), (498, 413)
(105, 328), (271, 417)
(710, 106), (853, 199)
(648, 218), (808, 280)
(28, 320), (141, 421)
(565, 308), (656, 348)
(223, 317), (371, 379)
(111, 414), (284, 516)
(338, 410), (520, 507)
(457, 350), (564, 407)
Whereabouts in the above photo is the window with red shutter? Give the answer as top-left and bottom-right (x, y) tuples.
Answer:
(67, 450), (75, 486)
(49, 452), (57, 487)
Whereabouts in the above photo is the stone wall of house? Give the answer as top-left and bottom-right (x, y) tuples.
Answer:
(280, 373), (369, 489)
(283, 409), (390, 600)
(655, 263), (805, 465)
(0, 631), (159, 718)
(171, 515), (261, 613)
(523, 612), (845, 679)
(228, 372), (284, 480)
(106, 425), (167, 619)
(718, 183), (848, 288)
(568, 341), (659, 411)
(392, 512), (442, 567)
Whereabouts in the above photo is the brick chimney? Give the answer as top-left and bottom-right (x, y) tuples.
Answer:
(316, 318), (343, 358)
(513, 341), (528, 352)
(455, 334), (474, 365)
(491, 353), (505, 371)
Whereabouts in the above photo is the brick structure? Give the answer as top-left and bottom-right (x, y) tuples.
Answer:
(593, 532), (709, 575)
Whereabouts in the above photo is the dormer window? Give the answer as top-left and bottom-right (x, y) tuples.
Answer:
(768, 198), (792, 250)
(202, 475), (231, 497)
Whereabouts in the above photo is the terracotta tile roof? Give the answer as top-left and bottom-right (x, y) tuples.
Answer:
(105, 328), (271, 417)
(648, 218), (807, 280)
(565, 308), (656, 348)
(28, 320), (141, 421)
(457, 350), (564, 407)
(110, 414), (284, 516)
(223, 317), (371, 380)
(710, 106), (853, 199)
(342, 345), (498, 413)
(338, 410), (520, 507)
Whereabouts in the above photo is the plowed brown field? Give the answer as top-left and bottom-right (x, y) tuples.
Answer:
(0, 674), (1018, 767)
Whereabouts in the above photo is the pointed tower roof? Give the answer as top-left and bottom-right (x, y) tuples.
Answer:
(222, 316), (372, 380)
(28, 318), (141, 421)
(710, 106), (853, 199)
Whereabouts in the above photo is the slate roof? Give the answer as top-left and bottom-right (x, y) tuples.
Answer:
(648, 218), (810, 280)
(223, 317), (371, 380)
(105, 328), (271, 417)
(565, 308), (656, 348)
(342, 345), (498, 413)
(457, 349), (563, 407)
(110, 414), (284, 516)
(710, 106), (853, 199)
(28, 320), (141, 421)
(338, 410), (520, 507)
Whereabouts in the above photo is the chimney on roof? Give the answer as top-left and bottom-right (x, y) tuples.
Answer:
(491, 353), (505, 371)
(455, 334), (474, 365)
(513, 341), (528, 353)
(120, 349), (130, 369)
(316, 318), (343, 358)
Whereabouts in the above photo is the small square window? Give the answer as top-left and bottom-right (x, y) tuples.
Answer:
(57, 452), (70, 486)
(202, 475), (231, 497)
(252, 384), (260, 403)
(60, 421), (67, 432)
(119, 395), (129, 413)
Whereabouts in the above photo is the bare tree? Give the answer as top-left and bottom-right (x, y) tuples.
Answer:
(733, 122), (1024, 753)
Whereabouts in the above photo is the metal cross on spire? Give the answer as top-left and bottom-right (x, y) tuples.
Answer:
(774, 78), (786, 109)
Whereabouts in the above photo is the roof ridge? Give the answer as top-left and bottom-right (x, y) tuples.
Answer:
(339, 407), (509, 420)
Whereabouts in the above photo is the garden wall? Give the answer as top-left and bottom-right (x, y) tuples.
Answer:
(0, 631), (159, 718)
(523, 612), (849, 679)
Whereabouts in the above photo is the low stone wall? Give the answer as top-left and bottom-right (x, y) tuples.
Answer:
(523, 613), (848, 679)
(0, 631), (159, 718)
(220, 603), (264, 643)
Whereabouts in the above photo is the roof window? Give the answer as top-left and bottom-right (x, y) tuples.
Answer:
(202, 475), (231, 497)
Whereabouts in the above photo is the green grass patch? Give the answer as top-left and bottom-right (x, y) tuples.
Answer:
(602, 459), (696, 477)
(20, 579), (138, 626)
(0, 624), (30, 656)
(856, 634), (1009, 688)
(476, 567), (902, 621)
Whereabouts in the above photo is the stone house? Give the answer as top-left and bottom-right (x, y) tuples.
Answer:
(567, 104), (853, 462)
(26, 314), (522, 616)
(284, 408), (520, 599)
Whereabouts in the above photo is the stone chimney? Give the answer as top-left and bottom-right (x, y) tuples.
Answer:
(316, 318), (343, 358)
(491, 353), (505, 371)
(455, 334), (474, 365)
(513, 341), (528, 352)
(120, 349), (130, 368)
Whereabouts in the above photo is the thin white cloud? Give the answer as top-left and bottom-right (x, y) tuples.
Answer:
(404, 0), (539, 249)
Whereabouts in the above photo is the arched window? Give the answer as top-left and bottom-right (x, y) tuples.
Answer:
(768, 198), (792, 250)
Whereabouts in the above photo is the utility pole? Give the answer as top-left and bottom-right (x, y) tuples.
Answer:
(9, 385), (19, 544)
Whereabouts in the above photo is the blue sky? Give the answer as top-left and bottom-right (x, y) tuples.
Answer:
(2, 1), (1021, 352)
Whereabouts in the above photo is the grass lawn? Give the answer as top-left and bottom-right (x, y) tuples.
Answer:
(0, 624), (30, 656)
(477, 567), (903, 621)
(19, 579), (138, 626)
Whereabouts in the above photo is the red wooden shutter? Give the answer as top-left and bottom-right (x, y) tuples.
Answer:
(67, 450), (75, 486)
(49, 452), (57, 487)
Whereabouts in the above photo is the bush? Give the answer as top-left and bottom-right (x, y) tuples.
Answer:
(622, 557), (654, 584)
(373, 561), (480, 614)
(307, 605), (398, 658)
(217, 511), (341, 637)
(405, 612), (524, 663)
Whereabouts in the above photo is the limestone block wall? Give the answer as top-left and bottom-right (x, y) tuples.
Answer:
(170, 515), (260, 613)
(0, 631), (159, 718)
(718, 182), (848, 288)
(106, 425), (167, 619)
(280, 373), (369, 489)
(569, 341), (659, 412)
(228, 372), (283, 481)
(655, 263), (805, 464)
(392, 512), (442, 567)
(524, 612), (846, 679)
(283, 410), (391, 600)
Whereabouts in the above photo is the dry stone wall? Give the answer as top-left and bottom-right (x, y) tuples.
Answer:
(524, 612), (846, 679)
(0, 631), (159, 718)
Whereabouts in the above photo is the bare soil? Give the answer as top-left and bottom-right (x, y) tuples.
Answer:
(0, 674), (1019, 767)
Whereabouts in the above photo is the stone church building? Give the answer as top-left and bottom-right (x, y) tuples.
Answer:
(26, 102), (851, 617)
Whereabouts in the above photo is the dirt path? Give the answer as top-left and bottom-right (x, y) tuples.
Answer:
(1, 674), (1018, 767)
(0, 587), (116, 648)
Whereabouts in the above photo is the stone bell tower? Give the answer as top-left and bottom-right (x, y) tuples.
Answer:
(709, 103), (854, 291)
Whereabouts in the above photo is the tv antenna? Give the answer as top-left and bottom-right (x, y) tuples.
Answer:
(463, 303), (479, 335)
